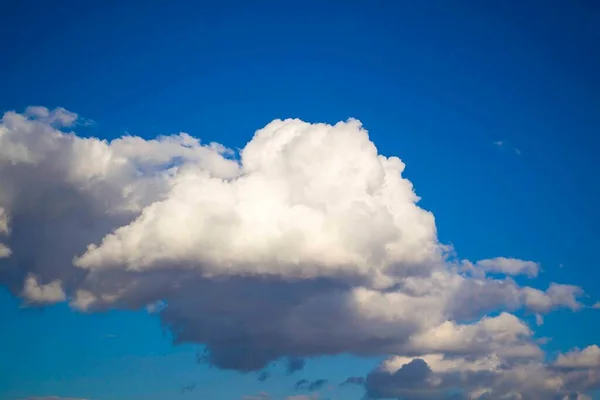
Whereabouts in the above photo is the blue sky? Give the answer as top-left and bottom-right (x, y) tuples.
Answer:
(1, 1), (599, 399)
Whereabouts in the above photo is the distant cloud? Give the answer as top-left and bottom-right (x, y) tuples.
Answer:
(285, 357), (306, 375)
(146, 300), (166, 314)
(294, 379), (309, 390)
(307, 379), (328, 391)
(364, 350), (600, 399)
(593, 302), (600, 309)
(24, 106), (78, 127)
(21, 274), (66, 305)
(180, 383), (196, 393)
(493, 139), (521, 155)
(257, 370), (270, 382)
(294, 379), (327, 392)
(340, 376), (365, 386)
(555, 345), (600, 369)
(473, 257), (540, 278)
(0, 242), (10, 258)
(102, 334), (117, 339)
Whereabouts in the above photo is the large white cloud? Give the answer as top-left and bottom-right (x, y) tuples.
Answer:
(73, 117), (443, 288)
(0, 107), (596, 397)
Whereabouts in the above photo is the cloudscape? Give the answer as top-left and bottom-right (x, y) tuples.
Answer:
(1, 1), (599, 399)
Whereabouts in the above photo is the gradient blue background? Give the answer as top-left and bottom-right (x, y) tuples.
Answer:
(1, 0), (599, 398)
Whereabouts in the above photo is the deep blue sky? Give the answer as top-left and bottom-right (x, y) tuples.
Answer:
(1, 0), (599, 399)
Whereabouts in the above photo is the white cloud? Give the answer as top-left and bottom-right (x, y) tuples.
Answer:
(403, 313), (542, 360)
(25, 106), (78, 127)
(475, 257), (540, 277)
(0, 106), (591, 386)
(0, 206), (11, 257)
(592, 302), (600, 309)
(0, 242), (10, 258)
(555, 345), (600, 369)
(74, 117), (441, 287)
(21, 274), (66, 304)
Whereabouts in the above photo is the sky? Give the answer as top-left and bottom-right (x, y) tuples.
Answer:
(0, 0), (599, 399)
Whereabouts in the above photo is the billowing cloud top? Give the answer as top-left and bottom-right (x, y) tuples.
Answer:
(1, 107), (598, 398)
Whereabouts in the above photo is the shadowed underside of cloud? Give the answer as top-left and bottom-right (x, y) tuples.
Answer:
(1, 107), (598, 398)
(364, 344), (600, 399)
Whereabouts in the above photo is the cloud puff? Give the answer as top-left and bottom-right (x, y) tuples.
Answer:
(555, 345), (600, 369)
(24, 106), (79, 128)
(473, 257), (540, 278)
(21, 274), (66, 304)
(74, 117), (442, 286)
(0, 106), (594, 395)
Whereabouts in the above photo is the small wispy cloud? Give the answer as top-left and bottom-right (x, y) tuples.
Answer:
(493, 140), (521, 155)
(257, 370), (270, 382)
(340, 376), (365, 386)
(592, 302), (600, 309)
(180, 383), (196, 393)
(294, 379), (328, 392)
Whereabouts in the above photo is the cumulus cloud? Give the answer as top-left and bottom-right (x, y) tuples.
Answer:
(522, 284), (583, 314)
(473, 257), (540, 277)
(400, 312), (542, 360)
(21, 274), (66, 304)
(366, 351), (600, 399)
(0, 107), (594, 397)
(555, 345), (600, 369)
(74, 116), (442, 285)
